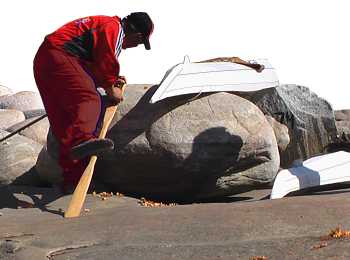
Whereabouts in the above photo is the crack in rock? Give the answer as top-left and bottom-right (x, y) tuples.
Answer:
(0, 233), (34, 240)
(46, 242), (98, 259)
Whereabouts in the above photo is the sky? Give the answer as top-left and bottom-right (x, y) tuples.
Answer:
(0, 0), (349, 109)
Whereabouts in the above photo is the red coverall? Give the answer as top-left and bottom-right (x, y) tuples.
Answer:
(33, 16), (124, 186)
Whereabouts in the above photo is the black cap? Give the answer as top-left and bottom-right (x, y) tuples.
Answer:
(125, 12), (154, 50)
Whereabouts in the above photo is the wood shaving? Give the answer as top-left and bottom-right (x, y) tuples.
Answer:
(138, 197), (177, 207)
(329, 227), (350, 238)
(311, 241), (328, 250)
(251, 256), (268, 260)
(93, 191), (120, 201)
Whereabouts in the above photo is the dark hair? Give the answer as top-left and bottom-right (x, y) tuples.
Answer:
(123, 12), (154, 50)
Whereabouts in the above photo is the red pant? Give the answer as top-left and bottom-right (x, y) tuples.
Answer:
(33, 40), (103, 186)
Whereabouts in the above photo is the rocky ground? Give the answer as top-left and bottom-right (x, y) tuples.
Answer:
(2, 85), (350, 259)
(1, 185), (350, 260)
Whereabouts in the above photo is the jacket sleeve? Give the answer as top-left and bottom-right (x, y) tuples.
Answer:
(91, 21), (124, 89)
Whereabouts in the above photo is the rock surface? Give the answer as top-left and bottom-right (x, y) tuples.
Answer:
(6, 116), (49, 145)
(236, 84), (337, 167)
(0, 130), (42, 186)
(0, 91), (43, 112)
(0, 109), (25, 130)
(1, 185), (350, 260)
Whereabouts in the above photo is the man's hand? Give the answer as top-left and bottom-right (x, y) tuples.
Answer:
(116, 76), (127, 88)
(105, 85), (124, 105)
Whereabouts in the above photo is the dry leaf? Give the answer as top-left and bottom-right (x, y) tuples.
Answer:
(138, 197), (177, 207)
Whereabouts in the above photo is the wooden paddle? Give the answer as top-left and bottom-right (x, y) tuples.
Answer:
(64, 86), (124, 218)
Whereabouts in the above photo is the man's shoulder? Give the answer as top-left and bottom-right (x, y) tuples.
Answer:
(90, 15), (121, 25)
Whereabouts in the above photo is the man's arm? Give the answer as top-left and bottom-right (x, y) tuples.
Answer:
(91, 20), (125, 89)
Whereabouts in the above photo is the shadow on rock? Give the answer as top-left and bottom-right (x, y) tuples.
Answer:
(0, 184), (63, 216)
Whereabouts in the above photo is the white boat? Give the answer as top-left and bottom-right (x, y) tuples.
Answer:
(270, 151), (350, 199)
(150, 56), (279, 103)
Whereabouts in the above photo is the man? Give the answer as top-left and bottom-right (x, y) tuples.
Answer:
(33, 12), (154, 192)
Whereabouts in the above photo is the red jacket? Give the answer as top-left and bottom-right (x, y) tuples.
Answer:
(46, 15), (124, 89)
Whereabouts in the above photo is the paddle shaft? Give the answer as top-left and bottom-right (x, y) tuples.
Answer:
(64, 104), (119, 218)
(64, 83), (126, 219)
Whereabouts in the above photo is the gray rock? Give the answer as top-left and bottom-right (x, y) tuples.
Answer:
(336, 120), (350, 138)
(0, 240), (22, 254)
(0, 91), (43, 112)
(40, 85), (280, 199)
(46, 128), (60, 160)
(236, 84), (337, 167)
(36, 145), (63, 184)
(0, 109), (25, 130)
(324, 121), (350, 153)
(0, 84), (13, 96)
(6, 116), (49, 145)
(265, 115), (290, 152)
(23, 109), (46, 119)
(101, 85), (279, 199)
(0, 130), (42, 185)
(335, 109), (350, 121)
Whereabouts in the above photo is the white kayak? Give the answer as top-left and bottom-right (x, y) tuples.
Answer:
(150, 56), (279, 103)
(270, 151), (350, 199)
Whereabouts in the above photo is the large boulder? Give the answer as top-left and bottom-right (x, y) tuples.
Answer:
(0, 84), (13, 97)
(39, 85), (280, 199)
(236, 84), (337, 168)
(0, 91), (43, 112)
(0, 109), (25, 130)
(101, 85), (282, 199)
(0, 130), (43, 185)
(6, 116), (50, 145)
